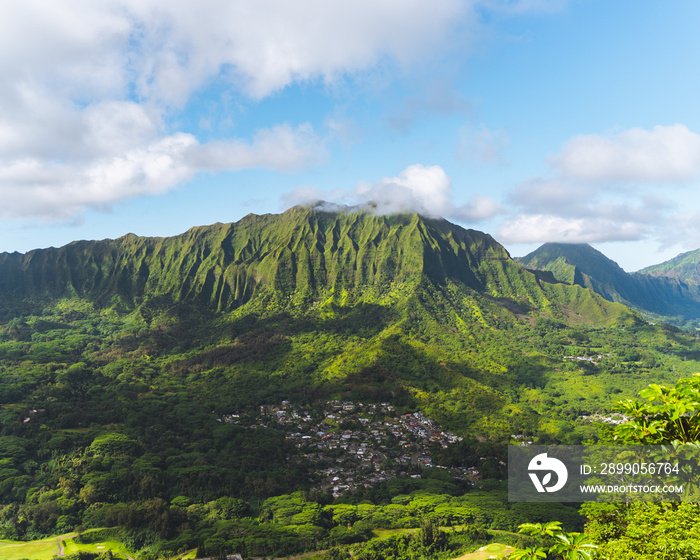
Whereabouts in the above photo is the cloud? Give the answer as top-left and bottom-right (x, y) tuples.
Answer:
(357, 164), (454, 216)
(281, 185), (349, 210)
(457, 194), (504, 221)
(484, 0), (569, 15)
(0, 0), (476, 222)
(386, 83), (471, 132)
(498, 214), (648, 244)
(500, 177), (667, 244)
(284, 164), (502, 222)
(509, 177), (593, 216)
(501, 124), (700, 245)
(548, 124), (700, 184)
(0, 1), (470, 107)
(187, 124), (325, 172)
(0, 0), (565, 223)
(0, 124), (323, 220)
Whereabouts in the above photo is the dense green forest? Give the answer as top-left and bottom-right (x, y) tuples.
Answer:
(1, 206), (700, 558)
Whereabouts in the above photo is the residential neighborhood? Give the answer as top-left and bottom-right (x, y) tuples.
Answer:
(221, 401), (479, 497)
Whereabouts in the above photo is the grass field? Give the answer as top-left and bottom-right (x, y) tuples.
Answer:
(62, 536), (134, 558)
(0, 527), (515, 560)
(0, 535), (65, 560)
(371, 527), (419, 539)
(0, 532), (135, 560)
(452, 543), (514, 559)
(369, 527), (514, 560)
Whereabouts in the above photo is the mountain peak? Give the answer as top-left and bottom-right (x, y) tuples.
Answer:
(516, 242), (626, 287)
(517, 242), (700, 326)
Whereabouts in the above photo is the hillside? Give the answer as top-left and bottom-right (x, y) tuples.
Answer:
(516, 242), (700, 327)
(0, 205), (698, 555)
(638, 247), (700, 284)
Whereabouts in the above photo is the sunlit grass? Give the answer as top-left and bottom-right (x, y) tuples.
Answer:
(0, 534), (65, 560)
(451, 542), (514, 559)
(62, 536), (133, 558)
(0, 532), (134, 560)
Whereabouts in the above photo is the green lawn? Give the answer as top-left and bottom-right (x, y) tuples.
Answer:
(452, 543), (514, 559)
(371, 527), (419, 539)
(62, 536), (134, 558)
(0, 532), (134, 560)
(0, 534), (67, 560)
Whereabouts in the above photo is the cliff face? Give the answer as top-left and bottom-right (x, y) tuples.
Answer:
(0, 205), (634, 327)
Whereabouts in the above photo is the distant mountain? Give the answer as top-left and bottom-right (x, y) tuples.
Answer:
(638, 248), (700, 284)
(516, 243), (700, 326)
(512, 243), (633, 300)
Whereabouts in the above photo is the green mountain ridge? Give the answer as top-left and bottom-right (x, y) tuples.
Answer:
(0, 206), (633, 327)
(516, 242), (700, 327)
(0, 205), (649, 451)
(638, 247), (700, 283)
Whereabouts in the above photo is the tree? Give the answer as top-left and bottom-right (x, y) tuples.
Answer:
(510, 522), (597, 560)
(585, 374), (700, 558)
(613, 374), (700, 445)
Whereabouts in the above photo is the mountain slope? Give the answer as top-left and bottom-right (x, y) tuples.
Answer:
(513, 243), (635, 300)
(516, 242), (700, 326)
(638, 248), (700, 284)
(0, 205), (642, 439)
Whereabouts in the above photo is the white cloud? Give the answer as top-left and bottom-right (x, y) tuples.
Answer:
(0, 0), (562, 223)
(502, 124), (700, 245)
(457, 124), (510, 165)
(498, 214), (648, 244)
(187, 124), (325, 172)
(284, 164), (502, 222)
(0, 0), (469, 108)
(357, 164), (454, 217)
(0, 0), (475, 222)
(549, 124), (700, 183)
(281, 186), (349, 210)
(457, 194), (504, 221)
(0, 124), (323, 220)
(509, 177), (594, 216)
(386, 83), (471, 132)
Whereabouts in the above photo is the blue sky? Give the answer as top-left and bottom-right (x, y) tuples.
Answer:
(1, 0), (700, 271)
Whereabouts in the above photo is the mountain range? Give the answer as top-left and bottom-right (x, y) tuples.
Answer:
(0, 204), (650, 441)
(516, 243), (700, 327)
(2, 204), (699, 327)
(0, 204), (632, 325)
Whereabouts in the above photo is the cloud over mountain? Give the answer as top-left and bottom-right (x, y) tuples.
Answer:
(283, 164), (502, 223)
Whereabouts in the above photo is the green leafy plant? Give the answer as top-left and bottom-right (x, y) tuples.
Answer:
(614, 374), (700, 445)
(511, 522), (597, 560)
